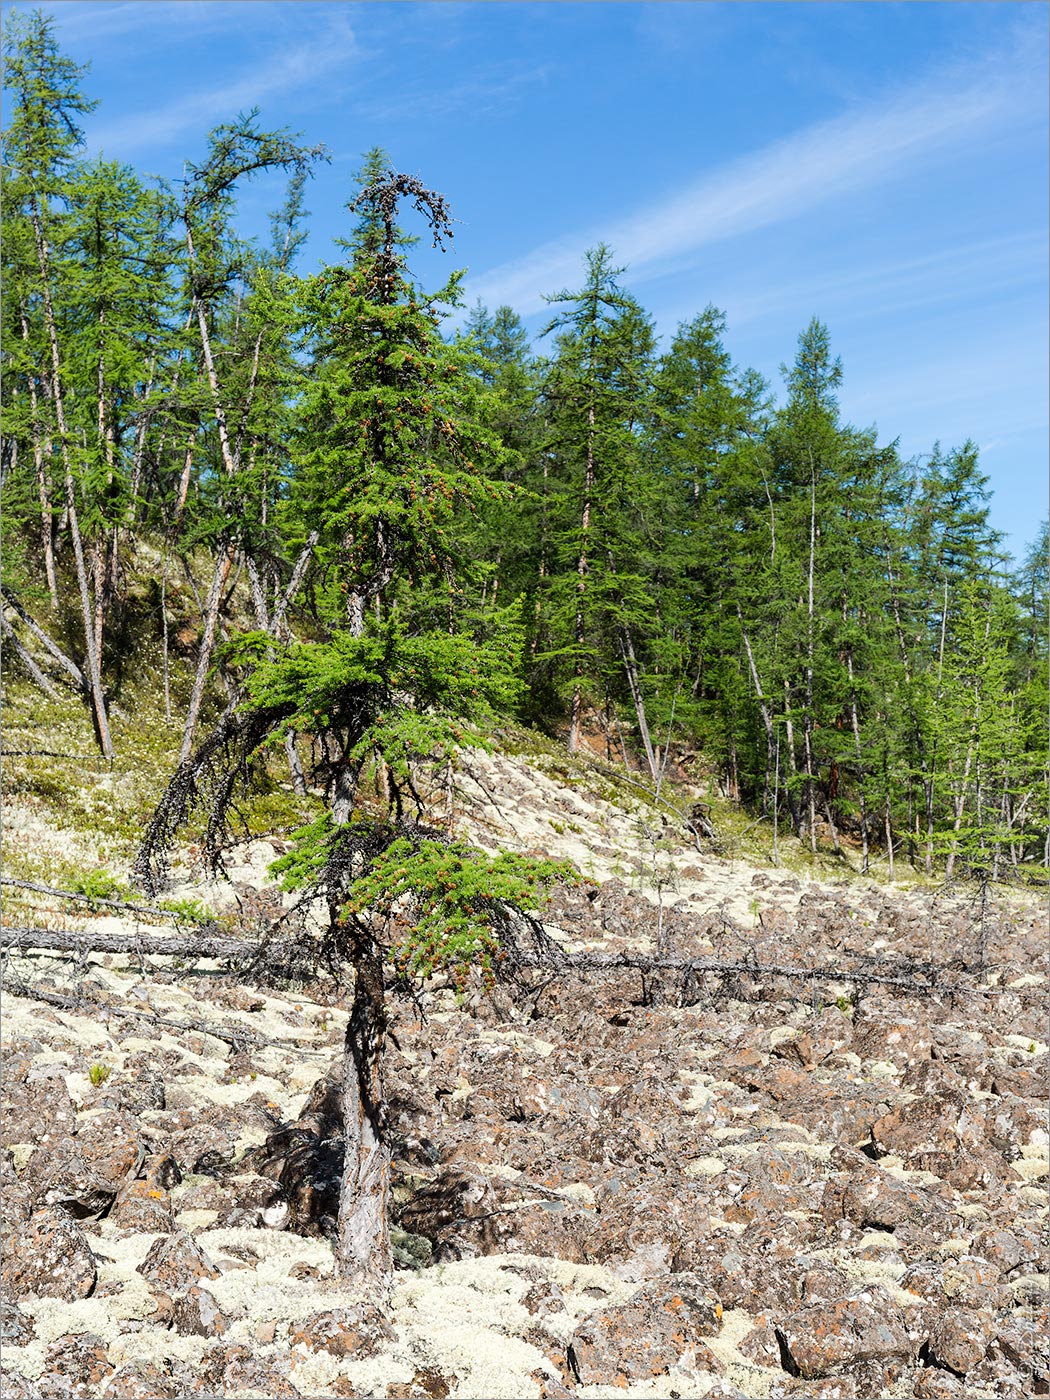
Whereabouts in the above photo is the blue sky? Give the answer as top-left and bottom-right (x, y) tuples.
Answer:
(7, 0), (1048, 561)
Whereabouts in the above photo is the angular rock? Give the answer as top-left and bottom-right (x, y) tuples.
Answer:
(0, 1369), (42, 1398)
(136, 1229), (220, 1290)
(852, 1011), (931, 1067)
(220, 1346), (302, 1397)
(777, 1287), (916, 1381)
(1, 1150), (32, 1231)
(784, 1006), (853, 1067)
(109, 1178), (174, 1233)
(32, 1111), (144, 1219)
(925, 1307), (993, 1376)
(170, 1283), (229, 1337)
(289, 1305), (393, 1359)
(42, 1333), (113, 1394)
(568, 1274), (724, 1385)
(913, 1367), (967, 1398)
(871, 1096), (985, 1163)
(738, 1314), (782, 1367)
(1, 1296), (36, 1345)
(1, 1207), (97, 1300)
(940, 1255), (1003, 1310)
(102, 1362), (181, 1400)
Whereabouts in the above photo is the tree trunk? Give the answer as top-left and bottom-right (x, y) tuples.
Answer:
(30, 202), (114, 758)
(845, 647), (870, 872)
(568, 405), (595, 754)
(19, 307), (59, 607)
(0, 613), (62, 699)
(336, 925), (393, 1291)
(617, 624), (657, 782)
(179, 542), (235, 763)
(803, 461), (817, 854)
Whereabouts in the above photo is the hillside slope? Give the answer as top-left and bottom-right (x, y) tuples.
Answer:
(1, 739), (1047, 1399)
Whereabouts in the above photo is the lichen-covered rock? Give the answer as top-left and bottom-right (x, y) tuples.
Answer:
(567, 1274), (724, 1384)
(0, 1367), (41, 1398)
(783, 1006), (853, 1067)
(102, 1361), (181, 1399)
(220, 1346), (302, 1397)
(1, 1149), (32, 1231)
(738, 1313), (782, 1367)
(41, 1333), (114, 1395)
(109, 1178), (173, 1233)
(913, 1366), (967, 1397)
(851, 1011), (931, 1068)
(1, 1206), (97, 1300)
(136, 1229), (220, 1290)
(289, 1304), (394, 1359)
(170, 1283), (229, 1337)
(776, 1287), (916, 1382)
(31, 1111), (144, 1219)
(0, 1296), (36, 1345)
(925, 1307), (994, 1376)
(940, 1254), (1003, 1310)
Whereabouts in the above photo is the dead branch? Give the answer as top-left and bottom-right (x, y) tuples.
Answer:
(2, 973), (269, 1049)
(1, 878), (187, 921)
(0, 923), (257, 960)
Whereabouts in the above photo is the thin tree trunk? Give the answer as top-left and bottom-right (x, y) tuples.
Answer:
(617, 625), (657, 783)
(846, 648), (870, 872)
(1, 587), (87, 692)
(0, 613), (62, 699)
(782, 680), (802, 836)
(569, 405), (595, 754)
(737, 603), (776, 811)
(20, 307), (58, 607)
(179, 542), (235, 763)
(926, 580), (950, 874)
(28, 204), (114, 757)
(337, 924), (392, 1289)
(803, 460), (817, 853)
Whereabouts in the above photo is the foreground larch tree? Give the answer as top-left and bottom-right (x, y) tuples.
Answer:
(134, 170), (573, 1291)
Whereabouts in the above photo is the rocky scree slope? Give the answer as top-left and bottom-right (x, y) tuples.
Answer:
(1, 748), (1048, 1399)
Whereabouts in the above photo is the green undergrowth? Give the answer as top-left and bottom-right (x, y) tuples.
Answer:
(1, 667), (323, 878)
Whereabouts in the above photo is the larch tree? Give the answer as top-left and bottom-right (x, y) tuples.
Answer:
(135, 169), (573, 1291)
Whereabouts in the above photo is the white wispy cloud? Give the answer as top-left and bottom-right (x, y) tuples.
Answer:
(719, 230), (1047, 330)
(467, 30), (1046, 315)
(84, 10), (359, 156)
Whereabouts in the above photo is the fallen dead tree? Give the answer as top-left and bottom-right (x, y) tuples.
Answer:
(3, 921), (1039, 1006)
(0, 924), (254, 960)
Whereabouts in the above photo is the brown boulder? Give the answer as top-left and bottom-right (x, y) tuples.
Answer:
(851, 1011), (931, 1067)
(1, 1296), (36, 1345)
(136, 1229), (220, 1291)
(221, 1347), (302, 1397)
(41, 1333), (113, 1393)
(1, 1207), (97, 1301)
(925, 1307), (994, 1376)
(102, 1361), (181, 1399)
(32, 1111), (144, 1219)
(776, 1287), (916, 1382)
(289, 1305), (393, 1359)
(170, 1283), (229, 1337)
(109, 1178), (173, 1233)
(568, 1274), (723, 1385)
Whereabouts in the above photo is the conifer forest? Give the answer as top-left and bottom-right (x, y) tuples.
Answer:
(3, 9), (1048, 893)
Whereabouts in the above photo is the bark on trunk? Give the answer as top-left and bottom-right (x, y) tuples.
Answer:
(0, 613), (62, 699)
(568, 405), (595, 755)
(19, 308), (59, 607)
(336, 926), (393, 1291)
(179, 542), (236, 763)
(29, 203), (114, 759)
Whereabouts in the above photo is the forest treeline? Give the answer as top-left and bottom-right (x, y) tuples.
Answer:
(3, 11), (1047, 883)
